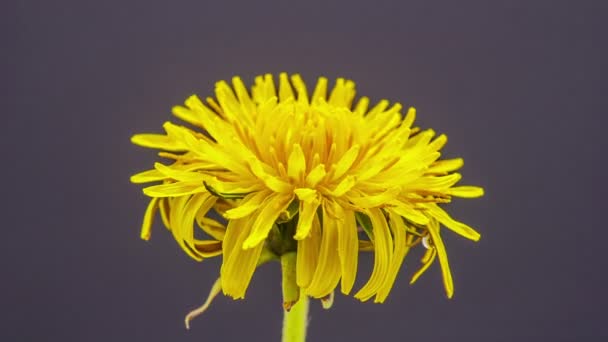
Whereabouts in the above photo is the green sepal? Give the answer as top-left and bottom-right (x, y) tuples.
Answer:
(355, 212), (374, 241)
(203, 181), (250, 199)
(280, 252), (300, 311)
(277, 199), (300, 224)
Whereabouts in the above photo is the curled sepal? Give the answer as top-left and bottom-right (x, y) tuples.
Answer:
(277, 199), (300, 224)
(184, 277), (222, 330)
(203, 181), (250, 200)
(320, 291), (335, 309)
(281, 252), (300, 311)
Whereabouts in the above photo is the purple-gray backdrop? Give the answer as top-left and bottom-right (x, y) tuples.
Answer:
(3, 0), (607, 341)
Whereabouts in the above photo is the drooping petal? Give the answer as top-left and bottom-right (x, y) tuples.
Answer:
(140, 198), (159, 240)
(221, 216), (265, 299)
(354, 208), (394, 301)
(427, 218), (454, 298)
(303, 203), (343, 298)
(427, 203), (481, 241)
(296, 214), (322, 288)
(182, 193), (217, 247)
(193, 240), (223, 257)
(168, 196), (201, 260)
(375, 212), (411, 302)
(158, 198), (171, 228)
(196, 216), (226, 241)
(410, 248), (437, 285)
(337, 208), (359, 294)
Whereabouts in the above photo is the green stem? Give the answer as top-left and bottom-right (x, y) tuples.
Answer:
(281, 252), (309, 342)
(282, 293), (309, 342)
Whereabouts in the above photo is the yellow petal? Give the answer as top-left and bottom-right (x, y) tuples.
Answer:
(196, 216), (226, 241)
(232, 76), (256, 121)
(348, 187), (400, 209)
(447, 186), (485, 198)
(215, 81), (244, 123)
(248, 158), (293, 193)
(311, 77), (328, 103)
(279, 73), (295, 102)
(130, 169), (165, 184)
(389, 203), (429, 226)
(427, 203), (481, 241)
(140, 198), (159, 240)
(353, 97), (369, 116)
(364, 99), (389, 119)
(304, 203), (342, 298)
(221, 217), (264, 299)
(337, 208), (359, 295)
(428, 134), (447, 151)
(354, 208), (393, 301)
(158, 198), (171, 228)
(330, 175), (357, 197)
(168, 196), (201, 260)
(290, 74), (309, 104)
(242, 194), (293, 249)
(305, 164), (326, 187)
(172, 95), (215, 129)
(296, 214), (322, 288)
(287, 144), (306, 181)
(375, 212), (411, 302)
(402, 107), (416, 128)
(192, 240), (223, 258)
(427, 219), (454, 298)
(427, 158), (464, 174)
(294, 198), (321, 240)
(223, 191), (271, 219)
(154, 162), (207, 182)
(130, 134), (186, 151)
(358, 240), (374, 252)
(143, 181), (206, 197)
(410, 248), (437, 285)
(332, 144), (360, 180)
(407, 173), (462, 191)
(293, 188), (317, 202)
(328, 78), (356, 108)
(182, 193), (217, 257)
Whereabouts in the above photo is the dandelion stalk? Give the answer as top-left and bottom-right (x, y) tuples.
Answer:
(282, 293), (309, 342)
(281, 252), (308, 342)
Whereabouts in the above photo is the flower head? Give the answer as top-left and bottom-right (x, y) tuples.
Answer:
(131, 73), (483, 309)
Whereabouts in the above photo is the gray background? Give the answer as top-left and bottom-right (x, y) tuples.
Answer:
(3, 0), (607, 341)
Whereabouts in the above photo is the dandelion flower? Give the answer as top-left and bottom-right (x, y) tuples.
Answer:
(130, 73), (483, 325)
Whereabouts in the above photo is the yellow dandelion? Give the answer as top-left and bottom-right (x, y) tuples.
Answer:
(130, 73), (483, 332)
